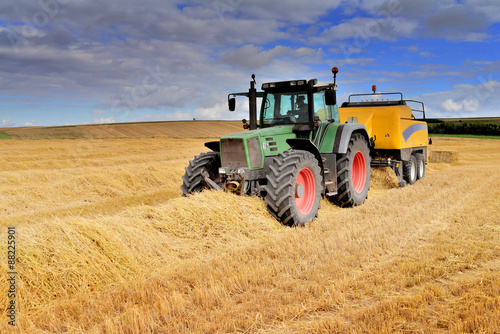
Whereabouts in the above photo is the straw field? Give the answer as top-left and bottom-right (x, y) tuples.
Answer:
(0, 128), (499, 333)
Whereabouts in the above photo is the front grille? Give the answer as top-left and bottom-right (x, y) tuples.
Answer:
(221, 138), (247, 168)
(246, 137), (262, 169)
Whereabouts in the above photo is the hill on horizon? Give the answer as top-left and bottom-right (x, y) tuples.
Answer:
(0, 120), (243, 140)
(1, 117), (499, 140)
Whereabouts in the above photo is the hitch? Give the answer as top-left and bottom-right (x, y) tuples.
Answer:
(201, 171), (222, 191)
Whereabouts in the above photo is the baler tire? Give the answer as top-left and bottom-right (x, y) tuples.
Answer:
(415, 153), (425, 179)
(181, 152), (221, 195)
(404, 154), (417, 185)
(329, 133), (371, 207)
(264, 150), (322, 227)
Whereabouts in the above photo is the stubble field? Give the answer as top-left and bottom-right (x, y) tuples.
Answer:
(0, 123), (499, 333)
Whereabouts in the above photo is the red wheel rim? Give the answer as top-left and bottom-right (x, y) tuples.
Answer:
(352, 151), (366, 193)
(295, 167), (316, 215)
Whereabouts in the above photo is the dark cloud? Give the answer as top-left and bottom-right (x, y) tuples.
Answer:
(221, 45), (290, 69)
(425, 4), (488, 36)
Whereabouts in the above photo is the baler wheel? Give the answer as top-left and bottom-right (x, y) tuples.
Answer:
(329, 133), (371, 207)
(265, 150), (322, 227)
(415, 153), (425, 179)
(181, 152), (221, 195)
(404, 154), (417, 185)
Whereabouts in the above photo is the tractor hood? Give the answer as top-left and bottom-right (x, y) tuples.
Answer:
(219, 125), (298, 170)
(221, 125), (295, 141)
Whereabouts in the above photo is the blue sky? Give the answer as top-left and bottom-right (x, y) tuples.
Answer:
(0, 0), (499, 127)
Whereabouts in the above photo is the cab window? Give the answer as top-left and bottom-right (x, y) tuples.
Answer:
(261, 92), (309, 126)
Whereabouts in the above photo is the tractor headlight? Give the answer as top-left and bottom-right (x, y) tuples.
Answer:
(219, 168), (226, 175)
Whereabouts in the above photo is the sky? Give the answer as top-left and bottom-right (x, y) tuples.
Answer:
(0, 0), (499, 128)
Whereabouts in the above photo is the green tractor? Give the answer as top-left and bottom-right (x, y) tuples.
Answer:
(181, 68), (371, 226)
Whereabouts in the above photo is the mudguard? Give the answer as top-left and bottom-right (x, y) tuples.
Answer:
(333, 124), (370, 154)
(204, 141), (220, 152)
(286, 138), (324, 177)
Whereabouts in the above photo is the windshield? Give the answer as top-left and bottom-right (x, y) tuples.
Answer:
(261, 91), (334, 127)
(261, 91), (308, 126)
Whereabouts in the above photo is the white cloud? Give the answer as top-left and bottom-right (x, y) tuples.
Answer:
(235, 1), (342, 24)
(140, 112), (190, 121)
(419, 79), (500, 117)
(462, 32), (491, 42)
(293, 47), (316, 57)
(441, 99), (464, 112)
(23, 120), (37, 126)
(93, 117), (118, 124)
(0, 119), (15, 127)
(173, 111), (192, 120)
(441, 98), (480, 112)
(317, 16), (418, 44)
(465, 0), (500, 23)
(339, 57), (377, 66)
(463, 99), (480, 112)
(92, 110), (107, 115)
(192, 102), (232, 120)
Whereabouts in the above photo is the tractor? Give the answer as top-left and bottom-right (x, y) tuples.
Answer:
(181, 68), (429, 226)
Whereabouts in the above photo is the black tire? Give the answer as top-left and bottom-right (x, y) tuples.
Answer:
(404, 154), (417, 185)
(415, 153), (425, 179)
(329, 133), (371, 207)
(181, 152), (221, 195)
(265, 150), (322, 227)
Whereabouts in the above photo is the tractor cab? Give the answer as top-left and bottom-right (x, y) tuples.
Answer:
(259, 79), (340, 132)
(228, 68), (340, 137)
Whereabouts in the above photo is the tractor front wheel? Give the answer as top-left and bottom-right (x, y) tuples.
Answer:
(265, 150), (322, 227)
(329, 133), (371, 207)
(181, 152), (221, 195)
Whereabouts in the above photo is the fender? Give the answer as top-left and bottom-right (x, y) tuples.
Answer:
(333, 124), (370, 154)
(204, 141), (220, 152)
(286, 138), (324, 176)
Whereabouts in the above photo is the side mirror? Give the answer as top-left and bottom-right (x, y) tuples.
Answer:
(325, 89), (336, 106)
(228, 97), (236, 111)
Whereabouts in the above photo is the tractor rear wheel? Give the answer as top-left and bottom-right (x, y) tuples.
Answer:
(415, 153), (425, 179)
(265, 150), (322, 227)
(329, 133), (371, 207)
(181, 152), (221, 195)
(404, 154), (417, 185)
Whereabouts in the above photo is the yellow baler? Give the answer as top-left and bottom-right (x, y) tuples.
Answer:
(338, 92), (431, 187)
